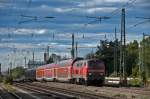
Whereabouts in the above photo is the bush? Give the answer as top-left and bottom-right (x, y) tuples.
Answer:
(3, 76), (13, 84)
(0, 76), (3, 82)
(11, 67), (25, 79)
(128, 78), (142, 87)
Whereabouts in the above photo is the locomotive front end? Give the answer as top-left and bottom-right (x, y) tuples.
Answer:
(87, 59), (105, 85)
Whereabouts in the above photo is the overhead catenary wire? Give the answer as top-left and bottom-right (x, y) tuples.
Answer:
(19, 15), (56, 24)
(104, 0), (137, 17)
(134, 20), (150, 27)
(127, 16), (150, 29)
(83, 0), (137, 26)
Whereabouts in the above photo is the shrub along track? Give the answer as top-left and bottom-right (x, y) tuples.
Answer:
(14, 82), (115, 99)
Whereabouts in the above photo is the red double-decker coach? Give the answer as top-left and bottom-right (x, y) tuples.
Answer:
(36, 58), (105, 85)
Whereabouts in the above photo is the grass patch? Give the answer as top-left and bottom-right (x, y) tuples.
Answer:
(148, 80), (150, 87)
(113, 93), (127, 98)
(128, 78), (142, 87)
(3, 76), (13, 85)
(0, 76), (3, 82)
(3, 83), (16, 92)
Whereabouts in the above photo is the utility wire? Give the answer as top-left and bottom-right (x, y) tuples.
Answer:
(19, 15), (56, 24)
(104, 0), (137, 17)
(128, 17), (150, 28)
(134, 20), (150, 27)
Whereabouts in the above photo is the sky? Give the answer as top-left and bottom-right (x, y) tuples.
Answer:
(0, 0), (150, 71)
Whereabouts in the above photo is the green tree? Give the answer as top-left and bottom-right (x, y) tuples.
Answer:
(11, 67), (25, 79)
(126, 40), (139, 76)
(143, 37), (150, 77)
(85, 39), (140, 77)
(85, 52), (95, 59)
(140, 36), (150, 86)
(94, 40), (118, 76)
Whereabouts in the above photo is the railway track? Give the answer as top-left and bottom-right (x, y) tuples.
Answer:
(0, 95), (3, 99)
(0, 88), (22, 99)
(14, 83), (77, 99)
(0, 83), (36, 99)
(7, 91), (22, 99)
(14, 83), (115, 99)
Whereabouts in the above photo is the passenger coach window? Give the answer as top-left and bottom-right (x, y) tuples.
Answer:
(77, 63), (80, 67)
(84, 62), (86, 66)
(80, 62), (83, 67)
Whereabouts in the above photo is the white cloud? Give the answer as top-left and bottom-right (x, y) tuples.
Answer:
(40, 4), (75, 13)
(14, 28), (47, 35)
(0, 43), (47, 50)
(105, 0), (128, 3)
(86, 7), (116, 14)
(39, 4), (116, 14)
(78, 0), (129, 7)
(0, 28), (48, 35)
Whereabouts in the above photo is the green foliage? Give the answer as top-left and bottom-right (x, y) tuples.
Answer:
(11, 67), (25, 79)
(85, 52), (95, 59)
(141, 37), (150, 77)
(131, 66), (140, 78)
(93, 40), (120, 76)
(110, 72), (117, 77)
(0, 76), (3, 82)
(129, 66), (142, 87)
(3, 76), (13, 84)
(139, 37), (150, 86)
(85, 38), (150, 83)
(128, 78), (142, 87)
(126, 40), (139, 76)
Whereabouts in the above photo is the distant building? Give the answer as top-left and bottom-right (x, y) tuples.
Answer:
(51, 54), (61, 63)
(27, 60), (45, 69)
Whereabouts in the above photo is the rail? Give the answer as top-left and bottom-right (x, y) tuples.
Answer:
(0, 95), (3, 99)
(8, 91), (22, 99)
(14, 83), (77, 99)
(15, 83), (115, 99)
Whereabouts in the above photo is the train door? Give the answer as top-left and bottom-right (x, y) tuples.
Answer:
(73, 61), (83, 84)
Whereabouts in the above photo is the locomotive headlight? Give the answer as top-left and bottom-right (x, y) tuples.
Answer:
(89, 73), (92, 75)
(100, 73), (103, 75)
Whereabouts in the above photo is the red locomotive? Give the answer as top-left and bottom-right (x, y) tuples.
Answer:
(36, 58), (105, 85)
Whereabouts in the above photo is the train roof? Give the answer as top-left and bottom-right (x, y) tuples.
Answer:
(36, 58), (84, 69)
(75, 59), (103, 63)
(37, 63), (56, 69)
(56, 59), (73, 67)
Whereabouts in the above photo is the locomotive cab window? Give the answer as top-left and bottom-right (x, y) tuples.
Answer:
(88, 60), (102, 68)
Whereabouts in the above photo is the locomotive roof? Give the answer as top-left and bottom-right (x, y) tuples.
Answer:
(75, 59), (103, 63)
